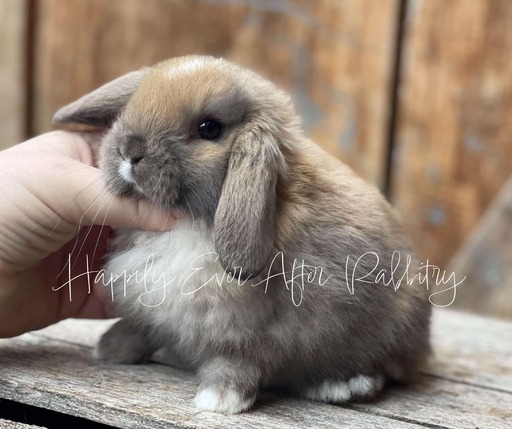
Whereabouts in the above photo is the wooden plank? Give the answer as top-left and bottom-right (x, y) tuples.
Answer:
(350, 378), (512, 428)
(34, 0), (399, 188)
(1, 310), (511, 428)
(426, 309), (512, 393)
(444, 177), (512, 319)
(0, 335), (425, 429)
(391, 0), (512, 268)
(0, 420), (46, 429)
(0, 0), (26, 150)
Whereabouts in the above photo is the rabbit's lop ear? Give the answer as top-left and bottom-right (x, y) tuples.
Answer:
(52, 68), (149, 128)
(214, 125), (284, 279)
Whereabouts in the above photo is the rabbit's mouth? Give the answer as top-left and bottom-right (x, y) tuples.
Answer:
(117, 159), (139, 187)
(113, 158), (181, 209)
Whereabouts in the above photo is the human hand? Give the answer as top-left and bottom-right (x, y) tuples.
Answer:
(0, 131), (177, 337)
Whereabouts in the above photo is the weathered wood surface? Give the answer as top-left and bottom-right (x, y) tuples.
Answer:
(0, 0), (26, 150)
(446, 176), (512, 319)
(1, 309), (511, 428)
(391, 0), (512, 267)
(34, 0), (399, 188)
(0, 420), (45, 429)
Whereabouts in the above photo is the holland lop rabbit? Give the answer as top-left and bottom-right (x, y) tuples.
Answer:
(54, 56), (431, 414)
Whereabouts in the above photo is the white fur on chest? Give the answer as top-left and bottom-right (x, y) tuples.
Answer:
(102, 218), (260, 347)
(105, 218), (220, 313)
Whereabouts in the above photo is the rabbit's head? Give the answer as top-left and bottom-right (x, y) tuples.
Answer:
(54, 56), (303, 278)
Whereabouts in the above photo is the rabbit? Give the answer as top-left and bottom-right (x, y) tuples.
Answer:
(53, 55), (432, 414)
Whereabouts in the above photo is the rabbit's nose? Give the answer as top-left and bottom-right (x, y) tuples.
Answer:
(130, 155), (144, 165)
(122, 134), (146, 164)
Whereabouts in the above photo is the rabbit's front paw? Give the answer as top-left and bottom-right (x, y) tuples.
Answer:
(94, 319), (157, 364)
(194, 386), (256, 414)
(194, 357), (260, 413)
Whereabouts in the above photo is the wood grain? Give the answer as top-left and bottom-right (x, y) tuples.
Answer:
(0, 419), (46, 429)
(391, 0), (512, 267)
(0, 338), (424, 428)
(445, 177), (512, 319)
(1, 309), (511, 428)
(34, 0), (399, 188)
(0, 0), (26, 150)
(427, 309), (512, 392)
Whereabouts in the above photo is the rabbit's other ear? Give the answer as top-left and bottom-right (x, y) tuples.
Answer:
(52, 69), (149, 128)
(214, 125), (284, 279)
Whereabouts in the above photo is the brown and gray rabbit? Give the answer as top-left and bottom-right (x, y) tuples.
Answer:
(54, 56), (431, 414)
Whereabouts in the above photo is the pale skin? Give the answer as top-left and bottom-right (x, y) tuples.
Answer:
(0, 131), (177, 338)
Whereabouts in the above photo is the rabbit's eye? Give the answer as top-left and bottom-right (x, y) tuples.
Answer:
(198, 120), (222, 140)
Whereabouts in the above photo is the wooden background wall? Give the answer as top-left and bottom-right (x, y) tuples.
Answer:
(0, 0), (511, 314)
(0, 0), (26, 150)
